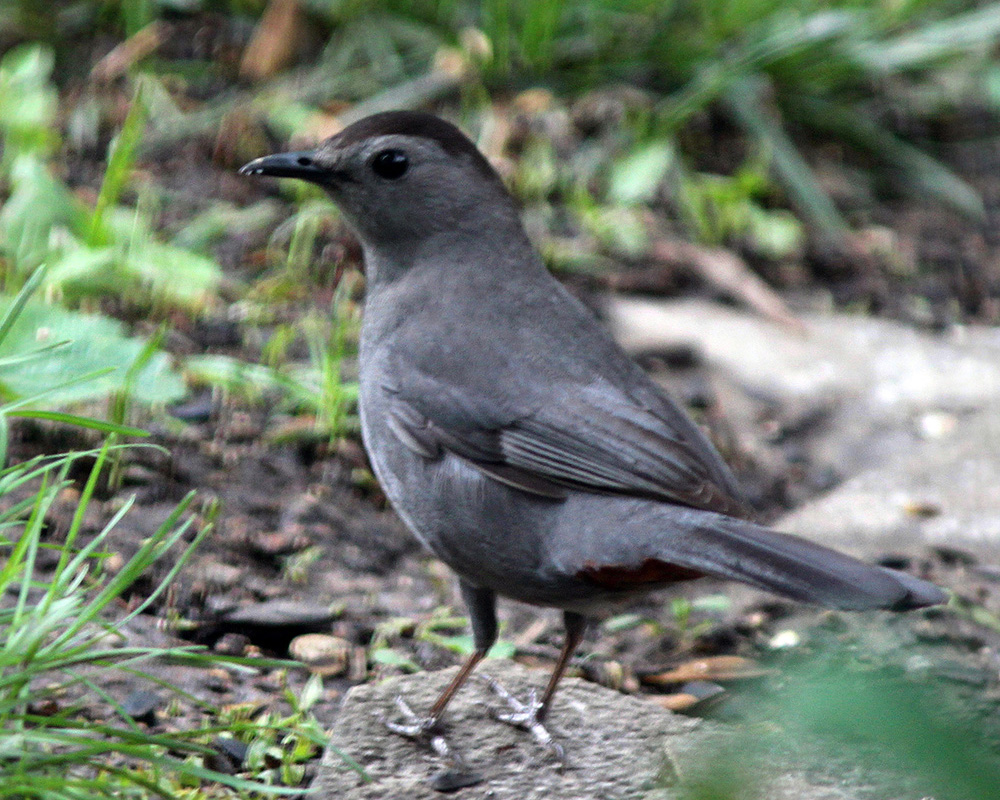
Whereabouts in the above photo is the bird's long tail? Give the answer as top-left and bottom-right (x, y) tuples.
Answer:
(650, 511), (945, 610)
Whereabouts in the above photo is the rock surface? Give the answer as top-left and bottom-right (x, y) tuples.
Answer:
(606, 297), (1000, 415)
(312, 660), (869, 799)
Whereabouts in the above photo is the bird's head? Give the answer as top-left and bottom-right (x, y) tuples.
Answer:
(240, 111), (520, 254)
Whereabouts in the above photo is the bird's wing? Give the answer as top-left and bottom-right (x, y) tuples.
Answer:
(383, 364), (747, 517)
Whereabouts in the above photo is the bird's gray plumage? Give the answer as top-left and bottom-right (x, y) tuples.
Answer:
(240, 110), (945, 728)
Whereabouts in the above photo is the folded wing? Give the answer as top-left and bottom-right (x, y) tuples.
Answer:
(384, 368), (748, 517)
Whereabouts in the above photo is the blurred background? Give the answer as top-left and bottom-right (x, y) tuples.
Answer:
(1, 2), (1000, 798)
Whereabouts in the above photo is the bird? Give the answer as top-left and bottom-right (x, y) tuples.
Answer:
(240, 110), (945, 749)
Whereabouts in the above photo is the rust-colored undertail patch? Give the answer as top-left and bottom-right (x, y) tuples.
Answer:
(578, 558), (704, 590)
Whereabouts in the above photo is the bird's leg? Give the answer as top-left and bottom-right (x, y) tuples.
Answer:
(385, 581), (497, 764)
(486, 610), (587, 757)
(537, 611), (587, 721)
(385, 649), (487, 737)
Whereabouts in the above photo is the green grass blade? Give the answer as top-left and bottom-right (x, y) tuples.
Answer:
(857, 4), (1000, 72)
(110, 322), (164, 428)
(9, 473), (54, 631)
(88, 82), (147, 246)
(8, 410), (149, 437)
(0, 263), (46, 348)
(790, 93), (984, 220)
(52, 512), (195, 646)
(0, 339), (72, 369)
(47, 438), (112, 593)
(56, 499), (135, 600)
(723, 73), (847, 243)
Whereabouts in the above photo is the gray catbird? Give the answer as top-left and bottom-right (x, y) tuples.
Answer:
(241, 111), (945, 741)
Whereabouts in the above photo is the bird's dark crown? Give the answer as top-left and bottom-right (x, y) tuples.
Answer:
(333, 111), (502, 185)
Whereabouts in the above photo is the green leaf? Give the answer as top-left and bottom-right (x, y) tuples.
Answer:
(0, 156), (85, 272)
(40, 237), (221, 310)
(690, 594), (733, 613)
(746, 206), (805, 260)
(125, 241), (221, 307)
(0, 44), (59, 162)
(609, 140), (676, 206)
(298, 673), (325, 712)
(43, 245), (120, 292)
(578, 205), (650, 258)
(602, 613), (646, 633)
(426, 634), (516, 660)
(371, 647), (420, 672)
(173, 199), (282, 251)
(0, 299), (184, 406)
(184, 353), (280, 398)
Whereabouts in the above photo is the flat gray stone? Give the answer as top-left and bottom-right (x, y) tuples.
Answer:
(220, 599), (339, 627)
(606, 297), (1000, 416)
(314, 660), (692, 799)
(313, 660), (877, 799)
(777, 409), (1000, 559)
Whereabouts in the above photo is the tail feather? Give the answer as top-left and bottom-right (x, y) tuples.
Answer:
(876, 564), (948, 610)
(656, 514), (946, 611)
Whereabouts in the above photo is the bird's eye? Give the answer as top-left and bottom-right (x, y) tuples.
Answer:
(370, 149), (409, 180)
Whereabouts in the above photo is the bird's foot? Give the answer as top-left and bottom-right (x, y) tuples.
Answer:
(384, 696), (441, 740)
(383, 697), (482, 789)
(483, 676), (565, 763)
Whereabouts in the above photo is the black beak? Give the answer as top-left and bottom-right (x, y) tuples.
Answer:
(239, 150), (326, 182)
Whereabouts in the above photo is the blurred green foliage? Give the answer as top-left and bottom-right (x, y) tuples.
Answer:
(675, 653), (1000, 800)
(0, 46), (221, 309)
(10, 0), (988, 236)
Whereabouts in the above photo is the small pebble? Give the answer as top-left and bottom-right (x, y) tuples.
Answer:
(122, 690), (161, 725)
(769, 629), (801, 649)
(430, 768), (483, 793)
(289, 633), (352, 677)
(214, 632), (251, 656)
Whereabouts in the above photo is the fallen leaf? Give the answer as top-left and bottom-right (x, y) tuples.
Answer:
(642, 655), (769, 686)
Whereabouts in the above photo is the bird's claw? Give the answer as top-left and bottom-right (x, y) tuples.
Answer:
(384, 696), (439, 738)
(483, 676), (565, 762)
(383, 696), (469, 769)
